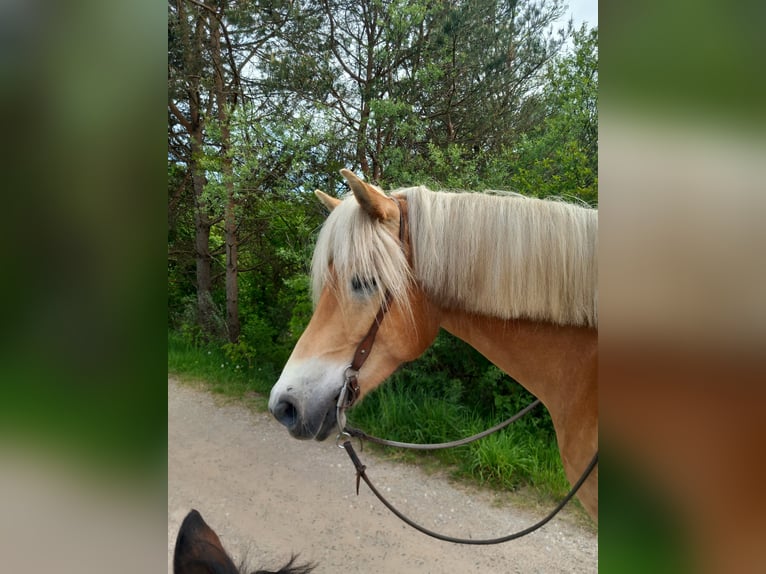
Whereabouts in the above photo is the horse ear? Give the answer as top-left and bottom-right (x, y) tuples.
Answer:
(173, 510), (238, 574)
(315, 189), (341, 212)
(340, 169), (397, 221)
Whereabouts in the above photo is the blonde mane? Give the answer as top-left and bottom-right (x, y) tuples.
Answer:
(311, 196), (413, 315)
(312, 186), (598, 328)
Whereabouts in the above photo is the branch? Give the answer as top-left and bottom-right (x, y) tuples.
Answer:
(322, 0), (364, 83)
(186, 0), (216, 16)
(168, 99), (193, 132)
(168, 247), (197, 257)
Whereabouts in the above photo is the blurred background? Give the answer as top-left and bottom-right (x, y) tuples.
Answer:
(0, 0), (167, 571)
(599, 1), (765, 572)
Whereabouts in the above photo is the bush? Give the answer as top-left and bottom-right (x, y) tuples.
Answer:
(221, 339), (257, 369)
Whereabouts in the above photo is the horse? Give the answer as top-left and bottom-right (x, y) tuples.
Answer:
(173, 509), (315, 574)
(268, 169), (598, 521)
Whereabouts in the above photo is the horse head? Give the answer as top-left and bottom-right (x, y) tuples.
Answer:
(268, 170), (439, 440)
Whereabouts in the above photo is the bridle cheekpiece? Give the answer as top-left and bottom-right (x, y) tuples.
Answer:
(335, 196), (404, 437)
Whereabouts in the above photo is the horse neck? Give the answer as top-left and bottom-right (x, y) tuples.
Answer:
(439, 311), (598, 438)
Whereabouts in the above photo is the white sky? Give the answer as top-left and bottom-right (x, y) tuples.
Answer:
(566, 0), (598, 28)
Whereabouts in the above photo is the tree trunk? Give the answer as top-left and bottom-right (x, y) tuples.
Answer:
(176, 0), (217, 337)
(210, 3), (240, 343)
(191, 128), (217, 336)
(222, 132), (239, 342)
(224, 208), (239, 343)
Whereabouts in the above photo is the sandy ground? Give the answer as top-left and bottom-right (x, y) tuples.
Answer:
(168, 378), (597, 573)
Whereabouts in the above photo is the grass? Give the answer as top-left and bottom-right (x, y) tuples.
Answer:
(168, 330), (581, 517)
(168, 330), (276, 403)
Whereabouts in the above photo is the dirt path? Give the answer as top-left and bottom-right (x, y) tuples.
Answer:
(168, 378), (597, 573)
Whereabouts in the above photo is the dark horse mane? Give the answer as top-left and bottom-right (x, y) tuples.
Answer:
(249, 555), (315, 574)
(173, 509), (315, 574)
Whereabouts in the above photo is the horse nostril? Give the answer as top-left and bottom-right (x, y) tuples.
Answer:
(271, 396), (299, 429)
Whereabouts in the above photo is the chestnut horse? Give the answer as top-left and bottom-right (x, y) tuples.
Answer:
(269, 170), (598, 521)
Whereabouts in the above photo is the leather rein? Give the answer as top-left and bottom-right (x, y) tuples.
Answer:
(334, 196), (598, 544)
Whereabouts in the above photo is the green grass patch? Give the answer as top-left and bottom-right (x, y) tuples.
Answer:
(168, 330), (275, 403)
(463, 428), (570, 497)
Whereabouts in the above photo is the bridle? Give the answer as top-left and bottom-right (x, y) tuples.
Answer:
(334, 195), (598, 544)
(334, 196), (404, 422)
(334, 290), (394, 420)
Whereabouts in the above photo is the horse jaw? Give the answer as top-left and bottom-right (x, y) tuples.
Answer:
(268, 357), (347, 441)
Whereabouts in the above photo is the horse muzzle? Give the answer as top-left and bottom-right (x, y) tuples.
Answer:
(268, 359), (348, 441)
(269, 391), (339, 441)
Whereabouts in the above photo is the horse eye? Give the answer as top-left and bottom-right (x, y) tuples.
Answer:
(351, 276), (377, 293)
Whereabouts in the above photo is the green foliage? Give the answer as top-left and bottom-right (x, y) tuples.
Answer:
(172, 294), (226, 345)
(464, 429), (569, 496)
(238, 313), (285, 368)
(466, 431), (535, 488)
(221, 339), (257, 370)
(168, 331), (275, 397)
(349, 383), (471, 454)
(281, 275), (313, 345)
(506, 26), (599, 204)
(385, 143), (481, 190)
(179, 320), (206, 348)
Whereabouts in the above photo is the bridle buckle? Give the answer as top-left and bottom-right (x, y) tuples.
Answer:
(337, 367), (360, 409)
(336, 366), (360, 438)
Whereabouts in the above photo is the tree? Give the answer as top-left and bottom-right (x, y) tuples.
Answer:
(168, 0), (320, 341)
(168, 0), (220, 336)
(415, 0), (570, 150)
(265, 0), (571, 185)
(505, 25), (598, 204)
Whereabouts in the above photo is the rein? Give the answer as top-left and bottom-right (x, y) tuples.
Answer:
(334, 195), (598, 544)
(341, 438), (598, 545)
(343, 398), (541, 450)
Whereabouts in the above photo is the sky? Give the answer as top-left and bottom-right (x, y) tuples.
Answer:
(566, 0), (598, 28)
